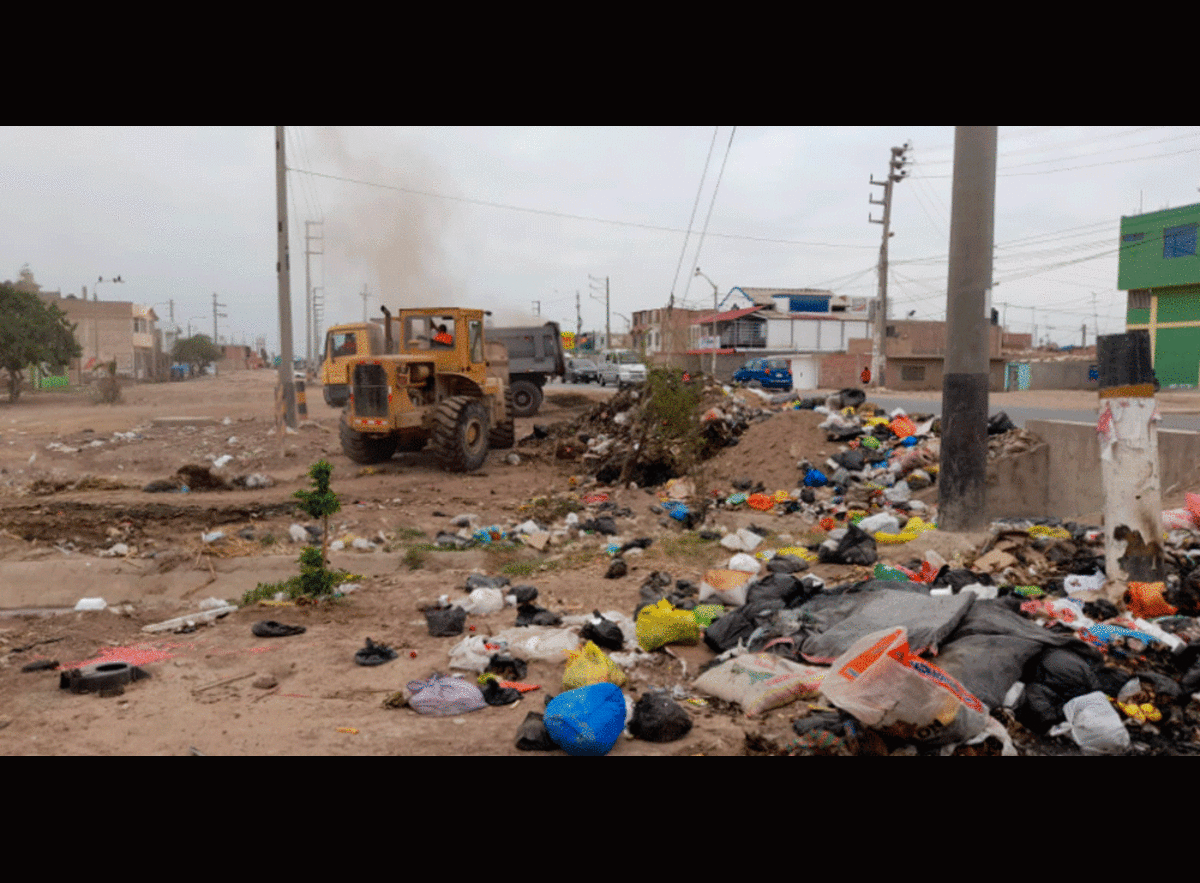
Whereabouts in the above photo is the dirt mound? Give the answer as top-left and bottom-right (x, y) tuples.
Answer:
(700, 409), (834, 493)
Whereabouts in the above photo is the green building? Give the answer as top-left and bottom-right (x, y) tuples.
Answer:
(1118, 202), (1200, 387)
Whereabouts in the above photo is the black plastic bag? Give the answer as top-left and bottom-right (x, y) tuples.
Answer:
(629, 690), (693, 742)
(515, 603), (562, 627)
(818, 524), (877, 566)
(466, 574), (510, 591)
(509, 584), (539, 604)
(515, 711), (557, 751)
(581, 610), (625, 651)
(425, 606), (467, 637)
(252, 620), (307, 638)
(987, 411), (1017, 435)
(704, 599), (786, 653)
(354, 637), (398, 666)
(481, 677), (522, 706)
(486, 653), (528, 681)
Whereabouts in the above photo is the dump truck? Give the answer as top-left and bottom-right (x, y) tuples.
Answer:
(337, 307), (513, 472)
(486, 322), (566, 417)
(322, 318), (564, 417)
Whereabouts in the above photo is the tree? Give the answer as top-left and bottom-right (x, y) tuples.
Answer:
(0, 282), (82, 402)
(172, 334), (224, 372)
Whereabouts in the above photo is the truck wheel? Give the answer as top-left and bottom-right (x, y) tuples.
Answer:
(510, 379), (542, 418)
(433, 396), (489, 472)
(340, 412), (398, 464)
(489, 389), (516, 449)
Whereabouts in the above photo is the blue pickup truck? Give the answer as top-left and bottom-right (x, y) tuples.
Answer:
(731, 357), (793, 390)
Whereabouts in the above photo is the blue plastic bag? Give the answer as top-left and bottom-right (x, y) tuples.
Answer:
(543, 682), (627, 756)
(664, 501), (690, 522)
(804, 468), (828, 488)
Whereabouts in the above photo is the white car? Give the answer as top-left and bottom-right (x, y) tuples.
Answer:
(598, 350), (647, 388)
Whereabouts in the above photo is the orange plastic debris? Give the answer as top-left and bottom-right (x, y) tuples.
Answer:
(747, 493), (774, 511)
(1125, 582), (1178, 618)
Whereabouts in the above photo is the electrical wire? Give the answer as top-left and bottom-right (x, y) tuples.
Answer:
(667, 127), (718, 307)
(287, 165), (878, 250)
(684, 127), (737, 308)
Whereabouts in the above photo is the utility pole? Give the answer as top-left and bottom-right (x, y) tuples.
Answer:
(360, 284), (371, 323)
(938, 126), (997, 532)
(212, 292), (227, 344)
(1097, 330), (1162, 598)
(588, 274), (610, 349)
(532, 300), (541, 317)
(305, 221), (323, 372)
(275, 125), (297, 429)
(868, 143), (910, 388)
(576, 291), (582, 342)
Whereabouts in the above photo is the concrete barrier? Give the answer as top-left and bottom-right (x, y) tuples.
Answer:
(1024, 418), (1200, 518)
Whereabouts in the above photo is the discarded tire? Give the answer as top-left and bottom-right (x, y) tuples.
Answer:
(60, 661), (150, 695)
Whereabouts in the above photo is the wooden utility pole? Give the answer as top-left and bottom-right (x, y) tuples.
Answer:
(276, 126), (297, 429)
(869, 143), (910, 388)
(937, 127), (996, 532)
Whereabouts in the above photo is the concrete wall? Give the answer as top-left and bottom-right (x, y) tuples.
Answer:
(1025, 418), (1200, 518)
(1028, 360), (1098, 390)
(986, 443), (1050, 521)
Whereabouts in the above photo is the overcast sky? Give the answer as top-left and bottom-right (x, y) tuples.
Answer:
(4, 126), (1198, 355)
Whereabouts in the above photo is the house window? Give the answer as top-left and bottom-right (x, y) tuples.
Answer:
(1163, 224), (1197, 259)
(1128, 290), (1150, 311)
(886, 325), (898, 338)
(901, 365), (926, 382)
(1122, 232), (1144, 244)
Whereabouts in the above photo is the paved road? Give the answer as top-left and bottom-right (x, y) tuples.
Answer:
(868, 395), (1200, 433)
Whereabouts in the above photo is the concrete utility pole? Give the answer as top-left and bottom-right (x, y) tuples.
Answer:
(695, 267), (721, 378)
(588, 274), (610, 348)
(276, 125), (297, 429)
(937, 126), (997, 532)
(1097, 330), (1163, 598)
(305, 221), (323, 371)
(869, 143), (911, 388)
(212, 292), (227, 344)
(360, 284), (371, 323)
(576, 291), (582, 342)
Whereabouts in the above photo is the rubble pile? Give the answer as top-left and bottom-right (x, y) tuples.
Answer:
(528, 376), (780, 487)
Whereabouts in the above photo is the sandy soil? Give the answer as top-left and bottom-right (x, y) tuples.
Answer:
(0, 372), (1081, 755)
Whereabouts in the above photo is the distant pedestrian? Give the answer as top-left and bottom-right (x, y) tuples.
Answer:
(861, 366), (871, 385)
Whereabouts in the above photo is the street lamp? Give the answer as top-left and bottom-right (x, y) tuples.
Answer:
(694, 267), (720, 377)
(186, 316), (206, 338)
(93, 275), (123, 301)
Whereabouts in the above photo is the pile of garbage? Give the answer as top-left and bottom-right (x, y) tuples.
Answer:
(531, 376), (783, 487)
(384, 507), (1200, 755)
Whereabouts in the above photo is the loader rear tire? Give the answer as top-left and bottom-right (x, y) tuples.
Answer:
(433, 396), (489, 472)
(340, 412), (398, 464)
(489, 388), (515, 449)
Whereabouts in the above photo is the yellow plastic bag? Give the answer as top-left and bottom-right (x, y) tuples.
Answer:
(563, 640), (627, 690)
(636, 599), (701, 652)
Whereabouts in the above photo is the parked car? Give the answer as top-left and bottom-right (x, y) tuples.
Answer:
(598, 349), (648, 388)
(732, 357), (793, 390)
(565, 357), (600, 384)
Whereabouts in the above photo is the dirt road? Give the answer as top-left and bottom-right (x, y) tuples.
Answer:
(0, 372), (1007, 755)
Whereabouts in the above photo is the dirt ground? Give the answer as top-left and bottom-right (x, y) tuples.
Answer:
(0, 371), (1149, 756)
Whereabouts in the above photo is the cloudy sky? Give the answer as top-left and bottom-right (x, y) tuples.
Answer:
(4, 126), (1198, 356)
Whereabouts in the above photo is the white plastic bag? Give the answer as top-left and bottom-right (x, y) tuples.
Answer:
(820, 627), (989, 747)
(448, 635), (494, 672)
(699, 568), (754, 606)
(459, 587), (506, 615)
(1062, 691), (1130, 755)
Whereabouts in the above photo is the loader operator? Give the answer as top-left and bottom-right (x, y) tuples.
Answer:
(433, 324), (453, 347)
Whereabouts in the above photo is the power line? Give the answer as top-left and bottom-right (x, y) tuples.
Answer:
(286, 165), (878, 250)
(667, 127), (718, 306)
